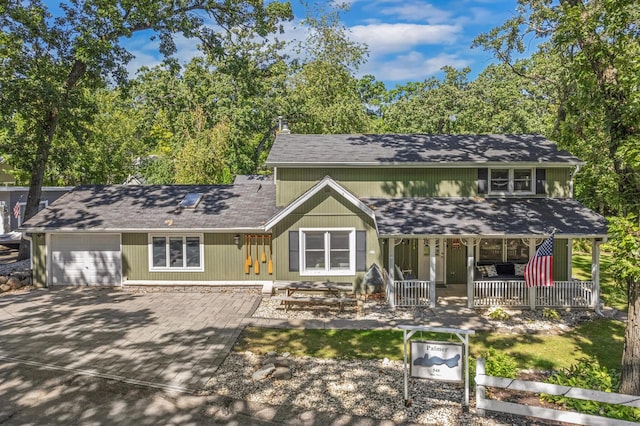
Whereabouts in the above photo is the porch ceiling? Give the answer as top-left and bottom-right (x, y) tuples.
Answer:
(364, 197), (608, 238)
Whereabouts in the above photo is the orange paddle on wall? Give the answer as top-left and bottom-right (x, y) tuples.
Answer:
(246, 234), (252, 272)
(244, 235), (250, 274)
(268, 235), (273, 275)
(261, 234), (266, 263)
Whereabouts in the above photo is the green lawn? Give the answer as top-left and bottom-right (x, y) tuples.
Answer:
(572, 251), (627, 311)
(235, 250), (627, 373)
(236, 318), (625, 372)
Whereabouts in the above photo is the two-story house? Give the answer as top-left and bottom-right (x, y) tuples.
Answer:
(21, 133), (608, 310)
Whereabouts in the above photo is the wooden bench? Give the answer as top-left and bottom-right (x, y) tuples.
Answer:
(272, 296), (357, 312)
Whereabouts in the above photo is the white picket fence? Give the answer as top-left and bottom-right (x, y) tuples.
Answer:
(475, 358), (640, 426)
(473, 280), (595, 309)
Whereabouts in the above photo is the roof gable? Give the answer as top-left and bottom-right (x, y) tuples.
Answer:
(266, 134), (583, 167)
(264, 176), (376, 230)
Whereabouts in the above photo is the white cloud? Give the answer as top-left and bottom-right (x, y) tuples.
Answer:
(362, 52), (472, 83)
(377, 2), (454, 24)
(350, 23), (461, 55)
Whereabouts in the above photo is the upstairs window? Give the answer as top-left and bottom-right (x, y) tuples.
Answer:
(489, 168), (534, 195)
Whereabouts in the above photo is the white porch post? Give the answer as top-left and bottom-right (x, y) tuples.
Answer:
(528, 238), (537, 310)
(429, 238), (436, 308)
(467, 238), (475, 308)
(567, 238), (573, 280)
(592, 239), (601, 311)
(389, 238), (396, 308)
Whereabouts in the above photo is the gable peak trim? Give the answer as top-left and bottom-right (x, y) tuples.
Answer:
(264, 176), (376, 231)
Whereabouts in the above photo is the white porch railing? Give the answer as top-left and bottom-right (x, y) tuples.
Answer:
(473, 280), (595, 309)
(474, 280), (529, 308)
(536, 281), (594, 308)
(385, 275), (434, 308)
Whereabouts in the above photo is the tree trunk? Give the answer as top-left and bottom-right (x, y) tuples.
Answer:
(17, 107), (59, 261)
(17, 60), (85, 261)
(619, 278), (640, 395)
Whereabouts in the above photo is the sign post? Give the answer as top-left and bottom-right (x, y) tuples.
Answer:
(399, 325), (475, 408)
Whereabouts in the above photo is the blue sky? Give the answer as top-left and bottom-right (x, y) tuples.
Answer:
(45, 1), (524, 89)
(333, 0), (521, 85)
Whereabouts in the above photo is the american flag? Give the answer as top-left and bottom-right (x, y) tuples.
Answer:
(525, 235), (554, 287)
(13, 201), (21, 219)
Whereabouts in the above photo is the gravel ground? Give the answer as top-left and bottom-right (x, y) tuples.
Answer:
(253, 296), (604, 333)
(207, 351), (557, 425)
(238, 297), (611, 424)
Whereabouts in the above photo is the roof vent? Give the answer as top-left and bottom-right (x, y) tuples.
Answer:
(179, 192), (203, 209)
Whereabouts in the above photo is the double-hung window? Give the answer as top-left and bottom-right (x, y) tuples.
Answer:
(149, 234), (204, 271)
(300, 228), (355, 275)
(489, 168), (534, 195)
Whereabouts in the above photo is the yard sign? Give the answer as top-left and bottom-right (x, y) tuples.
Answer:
(399, 325), (475, 408)
(411, 340), (463, 382)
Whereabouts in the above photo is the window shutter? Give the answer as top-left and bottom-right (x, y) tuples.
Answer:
(288, 231), (299, 272)
(356, 231), (366, 271)
(477, 168), (488, 194)
(536, 168), (546, 195)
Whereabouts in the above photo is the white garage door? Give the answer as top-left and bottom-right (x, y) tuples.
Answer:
(51, 234), (122, 285)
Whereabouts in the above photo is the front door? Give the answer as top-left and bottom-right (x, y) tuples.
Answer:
(418, 238), (445, 284)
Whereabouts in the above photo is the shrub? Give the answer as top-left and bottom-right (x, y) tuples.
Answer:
(542, 308), (561, 320)
(542, 357), (640, 421)
(487, 307), (510, 320)
(470, 347), (519, 388)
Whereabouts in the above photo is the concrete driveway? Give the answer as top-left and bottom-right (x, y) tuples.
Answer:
(0, 288), (260, 391)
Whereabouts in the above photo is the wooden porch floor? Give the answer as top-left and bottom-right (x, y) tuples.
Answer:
(437, 284), (467, 306)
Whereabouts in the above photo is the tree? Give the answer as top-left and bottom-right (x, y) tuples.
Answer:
(47, 88), (145, 185)
(382, 64), (550, 134)
(174, 111), (232, 184)
(0, 0), (292, 259)
(285, 3), (370, 133)
(474, 0), (640, 394)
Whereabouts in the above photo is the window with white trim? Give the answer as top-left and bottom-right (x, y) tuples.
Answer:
(17, 200), (48, 227)
(149, 234), (204, 271)
(300, 228), (355, 275)
(489, 168), (534, 194)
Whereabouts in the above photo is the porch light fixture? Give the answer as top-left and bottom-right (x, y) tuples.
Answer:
(234, 234), (241, 245)
(452, 238), (462, 249)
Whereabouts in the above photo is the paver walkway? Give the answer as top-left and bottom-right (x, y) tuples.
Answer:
(0, 288), (260, 391)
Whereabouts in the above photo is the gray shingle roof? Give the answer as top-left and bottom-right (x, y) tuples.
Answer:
(21, 183), (280, 232)
(266, 134), (583, 166)
(365, 197), (608, 237)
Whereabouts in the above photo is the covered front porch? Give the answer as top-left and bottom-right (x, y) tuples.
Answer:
(365, 196), (609, 311)
(383, 236), (603, 310)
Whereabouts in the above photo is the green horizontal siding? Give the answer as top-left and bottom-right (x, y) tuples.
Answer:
(276, 167), (477, 205)
(272, 188), (381, 287)
(122, 233), (274, 281)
